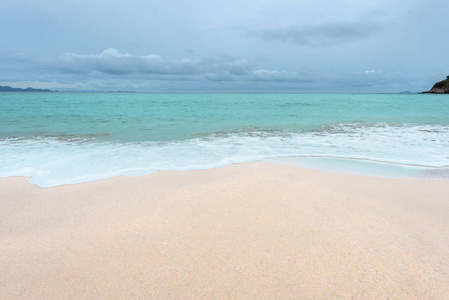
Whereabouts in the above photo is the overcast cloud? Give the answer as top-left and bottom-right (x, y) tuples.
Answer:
(1, 0), (448, 92)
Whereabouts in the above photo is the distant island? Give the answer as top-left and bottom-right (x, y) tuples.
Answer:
(423, 76), (449, 94)
(0, 85), (55, 92)
(106, 90), (136, 93)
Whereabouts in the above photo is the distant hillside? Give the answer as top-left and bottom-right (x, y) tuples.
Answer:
(0, 85), (55, 92)
(423, 76), (449, 94)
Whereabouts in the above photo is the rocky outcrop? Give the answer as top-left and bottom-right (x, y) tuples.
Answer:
(423, 76), (449, 94)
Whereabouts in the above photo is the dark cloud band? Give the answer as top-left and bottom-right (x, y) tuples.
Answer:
(248, 19), (381, 46)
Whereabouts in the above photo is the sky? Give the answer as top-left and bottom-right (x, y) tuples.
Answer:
(1, 0), (448, 92)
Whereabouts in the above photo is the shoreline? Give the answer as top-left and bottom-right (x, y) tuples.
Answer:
(1, 161), (449, 298)
(2, 155), (449, 189)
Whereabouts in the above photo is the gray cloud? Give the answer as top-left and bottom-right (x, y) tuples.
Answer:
(3, 47), (427, 93)
(46, 48), (323, 83)
(248, 18), (382, 46)
(52, 48), (254, 76)
(1, 65), (419, 93)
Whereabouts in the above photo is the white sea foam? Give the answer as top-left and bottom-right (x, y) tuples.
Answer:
(1, 123), (448, 187)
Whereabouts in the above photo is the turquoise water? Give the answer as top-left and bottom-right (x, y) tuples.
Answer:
(1, 93), (448, 187)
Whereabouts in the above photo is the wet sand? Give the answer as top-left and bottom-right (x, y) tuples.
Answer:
(1, 162), (449, 298)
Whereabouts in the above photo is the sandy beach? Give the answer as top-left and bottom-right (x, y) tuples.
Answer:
(1, 161), (449, 299)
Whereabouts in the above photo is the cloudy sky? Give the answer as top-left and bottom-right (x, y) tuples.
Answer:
(1, 0), (448, 92)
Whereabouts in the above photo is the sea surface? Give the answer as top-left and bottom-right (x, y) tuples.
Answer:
(1, 92), (448, 187)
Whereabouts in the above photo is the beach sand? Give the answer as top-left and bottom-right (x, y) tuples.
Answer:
(1, 162), (449, 298)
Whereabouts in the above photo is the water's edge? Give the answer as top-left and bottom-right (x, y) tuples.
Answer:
(1, 155), (448, 189)
(269, 156), (449, 180)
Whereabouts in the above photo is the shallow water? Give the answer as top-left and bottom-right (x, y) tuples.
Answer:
(1, 92), (448, 187)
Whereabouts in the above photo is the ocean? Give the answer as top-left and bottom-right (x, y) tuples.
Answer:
(1, 92), (448, 187)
